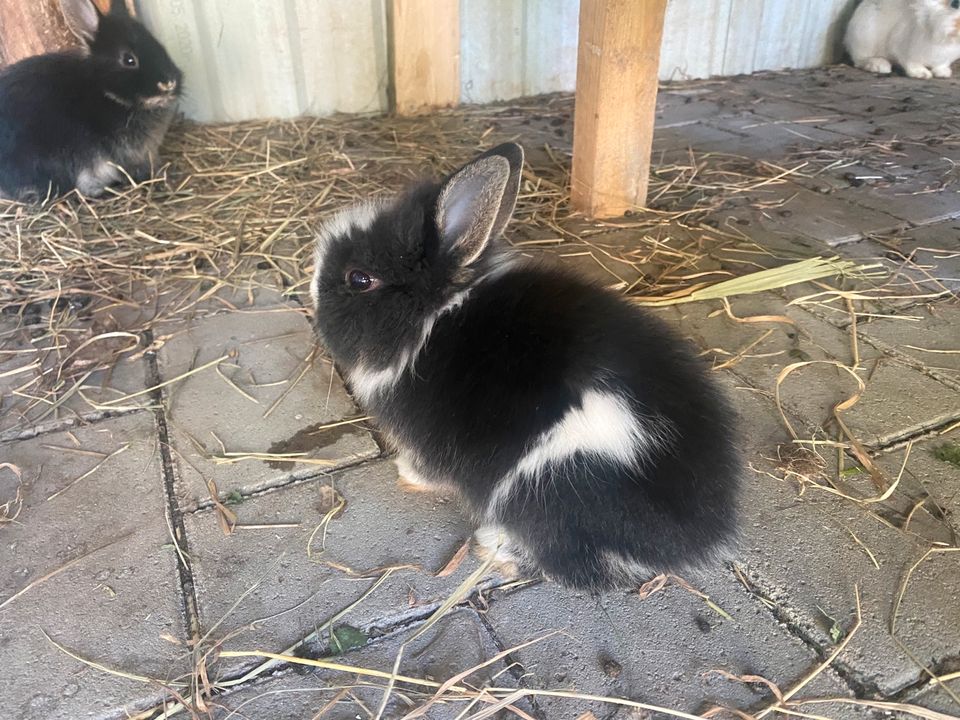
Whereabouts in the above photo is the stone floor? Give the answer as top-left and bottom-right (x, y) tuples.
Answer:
(1, 66), (959, 720)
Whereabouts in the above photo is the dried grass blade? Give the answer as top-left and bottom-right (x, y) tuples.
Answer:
(633, 258), (880, 307)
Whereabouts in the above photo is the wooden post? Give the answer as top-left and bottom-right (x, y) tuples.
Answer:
(0, 0), (77, 67)
(571, 0), (668, 218)
(388, 0), (460, 115)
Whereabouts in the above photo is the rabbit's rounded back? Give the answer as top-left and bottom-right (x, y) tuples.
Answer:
(0, 0), (182, 199)
(845, 0), (960, 78)
(310, 144), (741, 591)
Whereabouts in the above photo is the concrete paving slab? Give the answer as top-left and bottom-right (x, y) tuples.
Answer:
(516, 226), (725, 293)
(872, 435), (960, 539)
(818, 108), (952, 141)
(182, 459), (495, 679)
(840, 357), (960, 450)
(874, 221), (960, 292)
(838, 240), (960, 309)
(481, 573), (860, 719)
(0, 412), (188, 719)
(651, 123), (747, 159)
(653, 293), (886, 438)
(905, 676), (960, 719)
(856, 303), (960, 390)
(836, 172), (960, 228)
(207, 608), (516, 720)
(777, 267), (945, 328)
(788, 145), (954, 197)
(704, 112), (852, 160)
(800, 86), (944, 119)
(704, 212), (835, 266)
(0, 315), (149, 441)
(742, 184), (905, 246)
(156, 307), (380, 507)
(655, 90), (728, 129)
(733, 389), (960, 699)
(740, 97), (850, 123)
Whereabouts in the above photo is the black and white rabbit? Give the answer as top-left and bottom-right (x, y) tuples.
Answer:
(0, 0), (182, 199)
(309, 144), (741, 591)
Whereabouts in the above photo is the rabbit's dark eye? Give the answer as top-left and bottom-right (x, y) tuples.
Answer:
(120, 51), (139, 69)
(953, 0), (959, 9)
(346, 269), (380, 292)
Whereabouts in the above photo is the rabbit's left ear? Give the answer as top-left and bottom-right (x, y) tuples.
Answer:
(105, 0), (134, 18)
(436, 143), (524, 266)
(60, 0), (101, 42)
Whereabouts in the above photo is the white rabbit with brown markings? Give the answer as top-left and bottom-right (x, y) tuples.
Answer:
(845, 0), (960, 78)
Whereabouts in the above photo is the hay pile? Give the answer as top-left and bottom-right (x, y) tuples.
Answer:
(1, 95), (829, 438)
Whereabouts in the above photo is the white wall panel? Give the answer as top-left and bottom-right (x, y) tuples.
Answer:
(138, 0), (387, 121)
(659, 0), (733, 81)
(136, 0), (853, 122)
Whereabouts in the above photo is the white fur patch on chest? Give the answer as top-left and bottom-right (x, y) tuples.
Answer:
(486, 389), (671, 517)
(76, 159), (121, 197)
(347, 289), (470, 406)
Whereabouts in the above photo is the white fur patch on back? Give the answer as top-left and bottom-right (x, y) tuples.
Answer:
(486, 390), (671, 518)
(310, 198), (387, 310)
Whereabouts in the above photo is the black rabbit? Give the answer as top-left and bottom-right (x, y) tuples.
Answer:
(0, 0), (182, 199)
(309, 143), (741, 591)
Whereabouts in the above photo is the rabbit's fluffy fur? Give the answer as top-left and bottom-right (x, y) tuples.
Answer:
(0, 0), (182, 199)
(309, 144), (741, 591)
(845, 0), (960, 78)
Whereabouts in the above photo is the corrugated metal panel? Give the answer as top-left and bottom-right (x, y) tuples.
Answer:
(720, 0), (764, 76)
(136, 0), (851, 122)
(460, 0), (579, 104)
(659, 0), (733, 81)
(137, 0), (387, 122)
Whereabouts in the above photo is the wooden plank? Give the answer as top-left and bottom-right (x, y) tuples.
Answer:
(571, 0), (668, 218)
(388, 0), (460, 115)
(0, 0), (77, 67)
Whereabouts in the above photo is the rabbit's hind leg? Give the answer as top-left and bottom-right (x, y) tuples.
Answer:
(473, 525), (524, 579)
(932, 64), (953, 78)
(395, 453), (440, 493)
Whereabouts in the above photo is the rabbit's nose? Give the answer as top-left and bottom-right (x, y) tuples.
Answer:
(158, 80), (177, 93)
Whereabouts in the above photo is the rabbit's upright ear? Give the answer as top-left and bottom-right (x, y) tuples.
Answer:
(106, 0), (133, 18)
(60, 0), (101, 42)
(436, 143), (524, 266)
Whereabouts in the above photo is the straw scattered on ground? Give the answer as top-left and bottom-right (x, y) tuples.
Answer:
(0, 94), (924, 441)
(3, 86), (958, 720)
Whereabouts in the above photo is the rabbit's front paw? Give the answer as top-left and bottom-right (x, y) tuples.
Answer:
(860, 57), (892, 74)
(904, 63), (934, 79)
(395, 455), (437, 493)
(473, 525), (522, 579)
